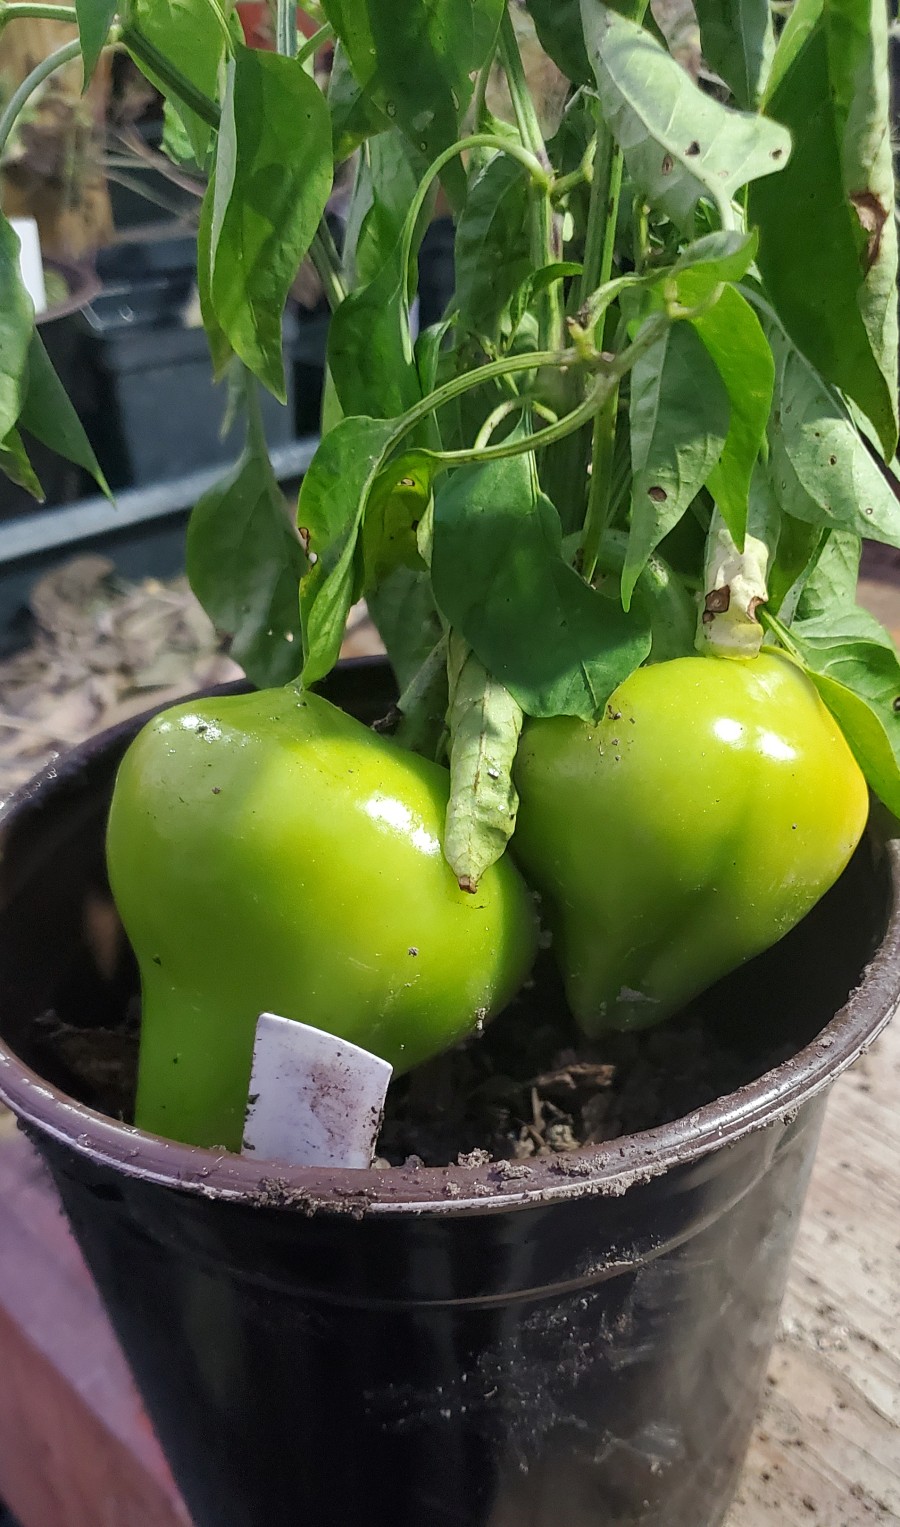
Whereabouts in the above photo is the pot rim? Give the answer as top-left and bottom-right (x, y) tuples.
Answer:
(0, 700), (898, 1216)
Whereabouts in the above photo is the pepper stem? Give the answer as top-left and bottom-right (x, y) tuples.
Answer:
(696, 511), (769, 659)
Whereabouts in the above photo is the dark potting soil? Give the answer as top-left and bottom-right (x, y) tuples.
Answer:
(27, 950), (795, 1169)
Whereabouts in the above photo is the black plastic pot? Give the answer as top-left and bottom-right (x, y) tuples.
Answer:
(78, 237), (297, 491)
(0, 660), (898, 1527)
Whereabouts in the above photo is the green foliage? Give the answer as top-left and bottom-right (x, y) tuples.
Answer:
(692, 0), (774, 107)
(432, 446), (651, 719)
(187, 397), (306, 687)
(75, 0), (117, 84)
(444, 634), (523, 889)
(203, 47), (332, 399)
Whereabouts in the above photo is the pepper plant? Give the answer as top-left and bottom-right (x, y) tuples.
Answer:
(2, 0), (900, 1147)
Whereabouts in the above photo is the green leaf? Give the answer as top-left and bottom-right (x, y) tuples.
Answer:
(0, 214), (34, 444)
(581, 3), (790, 229)
(344, 131), (426, 289)
(693, 0), (774, 107)
(187, 416), (306, 688)
(787, 628), (900, 815)
(623, 321), (730, 607)
(208, 47), (332, 401)
(765, 318), (900, 548)
(367, 565), (444, 690)
(686, 282), (774, 546)
(749, 0), (898, 457)
(18, 335), (110, 497)
(794, 603), (892, 647)
(454, 154), (533, 344)
(298, 416), (398, 684)
(525, 0), (592, 83)
(0, 429), (42, 499)
(432, 449), (651, 720)
(75, 0), (117, 84)
(444, 633), (523, 891)
(671, 229), (758, 291)
(796, 531), (861, 619)
(361, 451), (435, 589)
(129, 0), (225, 161)
(327, 254), (421, 421)
(320, 0), (505, 204)
(196, 175), (233, 378)
(328, 42), (390, 162)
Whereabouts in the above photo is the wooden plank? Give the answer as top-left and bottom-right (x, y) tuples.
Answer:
(0, 1129), (190, 1527)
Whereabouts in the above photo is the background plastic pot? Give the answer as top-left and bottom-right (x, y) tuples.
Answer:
(0, 660), (898, 1527)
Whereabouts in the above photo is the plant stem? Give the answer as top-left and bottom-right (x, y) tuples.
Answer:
(122, 26), (222, 128)
(0, 2), (77, 29)
(310, 228), (346, 310)
(276, 0), (297, 57)
(758, 607), (802, 656)
(497, 8), (563, 349)
(0, 36), (81, 157)
(580, 387), (619, 583)
(296, 20), (332, 66)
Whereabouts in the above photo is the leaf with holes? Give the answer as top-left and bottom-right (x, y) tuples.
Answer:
(623, 322), (730, 608)
(581, 2), (790, 229)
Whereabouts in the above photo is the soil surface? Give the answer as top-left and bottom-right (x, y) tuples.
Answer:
(28, 951), (795, 1169)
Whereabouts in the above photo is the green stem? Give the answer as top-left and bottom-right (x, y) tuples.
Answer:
(474, 396), (557, 450)
(276, 0), (297, 57)
(0, 2), (77, 28)
(580, 388), (619, 583)
(427, 313), (669, 470)
(758, 607), (801, 657)
(295, 19), (332, 66)
(400, 130), (549, 287)
(310, 228), (346, 310)
(397, 345), (579, 443)
(0, 36), (81, 157)
(497, 8), (563, 350)
(122, 26), (222, 128)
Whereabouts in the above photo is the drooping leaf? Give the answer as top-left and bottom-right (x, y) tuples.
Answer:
(796, 531), (861, 618)
(580, 2), (790, 229)
(187, 415), (306, 688)
(454, 154), (534, 343)
(693, 0), (774, 107)
(444, 633), (523, 891)
(765, 318), (900, 547)
(686, 281), (774, 546)
(0, 214), (34, 444)
(432, 449), (651, 719)
(524, 0), (592, 83)
(623, 321), (730, 607)
(206, 46), (332, 401)
(128, 0), (225, 161)
(787, 626), (900, 816)
(196, 175), (233, 378)
(75, 0), (118, 84)
(320, 0), (505, 204)
(298, 415), (398, 684)
(368, 565), (444, 691)
(749, 0), (898, 457)
(18, 334), (110, 497)
(0, 429), (42, 499)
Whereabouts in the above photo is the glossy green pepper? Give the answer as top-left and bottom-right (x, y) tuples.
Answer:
(512, 651), (869, 1034)
(107, 687), (536, 1150)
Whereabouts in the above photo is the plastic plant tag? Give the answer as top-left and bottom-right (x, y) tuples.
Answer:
(242, 1012), (393, 1169)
